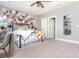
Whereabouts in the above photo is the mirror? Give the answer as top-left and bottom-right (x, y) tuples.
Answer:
(63, 15), (71, 35)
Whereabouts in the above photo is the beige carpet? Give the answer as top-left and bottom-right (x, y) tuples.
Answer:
(1, 39), (79, 58)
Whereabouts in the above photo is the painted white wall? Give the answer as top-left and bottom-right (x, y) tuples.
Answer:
(40, 2), (79, 41)
(34, 17), (41, 30)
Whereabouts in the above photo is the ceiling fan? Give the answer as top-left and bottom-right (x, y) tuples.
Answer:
(30, 1), (51, 8)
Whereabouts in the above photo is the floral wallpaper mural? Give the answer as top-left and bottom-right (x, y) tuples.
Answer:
(0, 8), (35, 29)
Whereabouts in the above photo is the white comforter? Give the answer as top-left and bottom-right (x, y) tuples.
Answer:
(13, 29), (38, 47)
(13, 29), (33, 38)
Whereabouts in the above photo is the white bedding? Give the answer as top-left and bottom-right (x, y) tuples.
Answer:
(13, 29), (33, 38)
(13, 29), (39, 47)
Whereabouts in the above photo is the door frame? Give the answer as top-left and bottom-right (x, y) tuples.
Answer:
(49, 16), (56, 39)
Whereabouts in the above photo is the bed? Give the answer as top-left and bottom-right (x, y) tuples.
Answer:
(13, 29), (40, 48)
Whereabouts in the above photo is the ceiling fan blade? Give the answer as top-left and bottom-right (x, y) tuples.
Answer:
(30, 2), (36, 6)
(39, 2), (44, 8)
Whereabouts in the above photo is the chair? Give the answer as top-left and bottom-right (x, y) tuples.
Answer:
(0, 31), (14, 57)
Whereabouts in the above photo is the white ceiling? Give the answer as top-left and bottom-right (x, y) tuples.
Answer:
(0, 1), (77, 17)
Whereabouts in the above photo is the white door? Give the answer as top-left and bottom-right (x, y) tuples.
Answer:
(41, 17), (55, 38)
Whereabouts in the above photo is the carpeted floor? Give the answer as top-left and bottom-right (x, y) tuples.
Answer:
(1, 39), (79, 58)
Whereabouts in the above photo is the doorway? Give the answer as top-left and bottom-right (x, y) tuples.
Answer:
(41, 17), (56, 39)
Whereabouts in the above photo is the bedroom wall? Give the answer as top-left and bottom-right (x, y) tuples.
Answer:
(0, 6), (3, 26)
(0, 6), (41, 30)
(40, 2), (79, 41)
(34, 18), (41, 30)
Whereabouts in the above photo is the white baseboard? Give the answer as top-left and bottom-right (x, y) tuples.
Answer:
(56, 38), (79, 44)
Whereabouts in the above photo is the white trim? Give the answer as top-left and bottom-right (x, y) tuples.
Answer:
(56, 38), (79, 44)
(49, 16), (57, 19)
